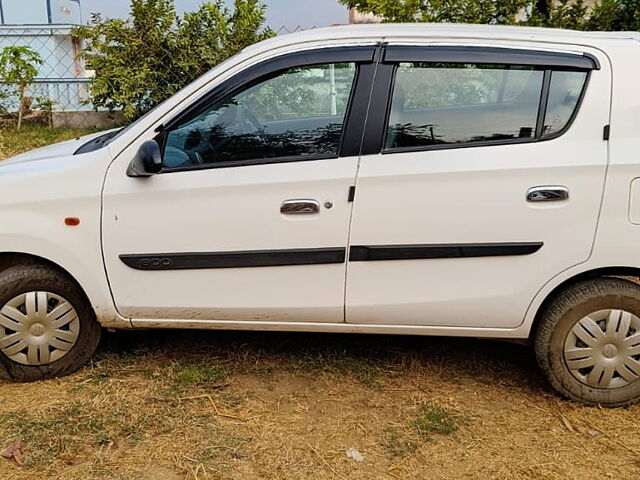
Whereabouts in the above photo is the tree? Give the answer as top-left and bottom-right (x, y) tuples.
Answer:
(340, 0), (640, 30)
(340, 0), (532, 24)
(526, 0), (590, 29)
(74, 0), (273, 120)
(0, 46), (42, 130)
(588, 0), (640, 30)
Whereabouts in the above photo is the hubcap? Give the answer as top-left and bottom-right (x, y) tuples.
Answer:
(564, 309), (640, 389)
(0, 292), (80, 366)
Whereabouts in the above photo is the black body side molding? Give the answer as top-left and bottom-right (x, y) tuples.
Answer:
(120, 243), (543, 271)
(349, 242), (543, 262)
(120, 248), (346, 270)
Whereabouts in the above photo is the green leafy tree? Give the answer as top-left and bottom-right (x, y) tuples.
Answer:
(74, 0), (273, 120)
(340, 0), (532, 24)
(588, 0), (640, 30)
(340, 0), (640, 30)
(0, 46), (43, 130)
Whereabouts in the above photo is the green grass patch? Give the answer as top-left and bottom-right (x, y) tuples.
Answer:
(414, 404), (461, 440)
(174, 360), (232, 387)
(143, 359), (235, 397)
(289, 351), (383, 387)
(384, 427), (418, 459)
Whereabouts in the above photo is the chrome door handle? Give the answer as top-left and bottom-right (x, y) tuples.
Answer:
(280, 199), (320, 214)
(526, 186), (569, 202)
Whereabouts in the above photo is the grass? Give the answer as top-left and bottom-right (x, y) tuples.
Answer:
(0, 330), (638, 480)
(384, 428), (418, 459)
(0, 126), (100, 160)
(0, 400), (148, 467)
(0, 348), (250, 475)
(383, 403), (462, 460)
(172, 361), (232, 388)
(413, 403), (461, 440)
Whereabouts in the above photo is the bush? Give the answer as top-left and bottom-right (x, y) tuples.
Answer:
(74, 0), (273, 120)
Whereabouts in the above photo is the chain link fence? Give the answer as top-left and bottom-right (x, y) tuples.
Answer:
(0, 25), (98, 127)
(0, 23), (317, 129)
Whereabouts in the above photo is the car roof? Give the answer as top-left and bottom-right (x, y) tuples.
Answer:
(244, 23), (640, 55)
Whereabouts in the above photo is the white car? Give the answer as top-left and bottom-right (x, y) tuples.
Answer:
(1, 23), (639, 406)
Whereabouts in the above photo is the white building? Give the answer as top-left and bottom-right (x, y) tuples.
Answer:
(0, 0), (89, 111)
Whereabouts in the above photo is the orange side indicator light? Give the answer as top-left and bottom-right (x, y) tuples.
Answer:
(65, 217), (81, 226)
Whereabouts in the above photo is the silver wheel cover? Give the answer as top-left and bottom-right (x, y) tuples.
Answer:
(564, 309), (640, 389)
(0, 292), (80, 366)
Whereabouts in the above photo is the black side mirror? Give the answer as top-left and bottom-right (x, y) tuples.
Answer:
(126, 140), (163, 177)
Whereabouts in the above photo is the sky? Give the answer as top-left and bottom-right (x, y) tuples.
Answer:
(80, 0), (349, 30)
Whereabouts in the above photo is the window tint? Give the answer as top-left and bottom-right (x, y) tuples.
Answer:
(542, 71), (587, 137)
(163, 63), (357, 169)
(385, 63), (546, 150)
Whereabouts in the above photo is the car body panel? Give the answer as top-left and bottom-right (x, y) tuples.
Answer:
(0, 24), (638, 338)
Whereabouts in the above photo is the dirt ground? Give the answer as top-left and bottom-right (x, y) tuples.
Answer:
(0, 330), (638, 480)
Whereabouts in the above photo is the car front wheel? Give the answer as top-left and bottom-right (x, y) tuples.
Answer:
(0, 264), (101, 381)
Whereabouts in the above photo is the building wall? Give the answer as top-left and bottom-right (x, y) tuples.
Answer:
(0, 0), (87, 110)
(0, 0), (81, 25)
(349, 8), (383, 24)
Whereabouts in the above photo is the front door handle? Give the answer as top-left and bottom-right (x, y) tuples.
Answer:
(281, 199), (320, 214)
(526, 186), (569, 202)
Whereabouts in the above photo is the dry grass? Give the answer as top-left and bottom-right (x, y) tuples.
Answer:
(0, 331), (639, 480)
(1, 129), (640, 479)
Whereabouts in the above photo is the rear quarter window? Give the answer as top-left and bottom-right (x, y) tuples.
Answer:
(542, 70), (588, 137)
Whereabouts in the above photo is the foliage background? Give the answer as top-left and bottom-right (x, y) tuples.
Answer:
(73, 0), (273, 120)
(339, 0), (640, 30)
(1, 0), (630, 125)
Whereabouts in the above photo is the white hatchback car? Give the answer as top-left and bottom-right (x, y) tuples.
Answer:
(1, 24), (639, 406)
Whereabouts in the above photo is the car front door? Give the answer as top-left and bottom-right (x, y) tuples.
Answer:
(102, 46), (376, 323)
(346, 44), (611, 328)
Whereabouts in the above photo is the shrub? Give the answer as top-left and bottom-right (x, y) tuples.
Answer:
(74, 0), (273, 120)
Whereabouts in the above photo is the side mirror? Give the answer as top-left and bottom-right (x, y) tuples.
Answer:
(126, 140), (163, 177)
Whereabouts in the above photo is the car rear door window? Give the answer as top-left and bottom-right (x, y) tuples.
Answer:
(384, 61), (589, 151)
(385, 63), (544, 149)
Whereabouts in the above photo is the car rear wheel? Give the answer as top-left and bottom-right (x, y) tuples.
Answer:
(535, 278), (640, 407)
(0, 264), (101, 381)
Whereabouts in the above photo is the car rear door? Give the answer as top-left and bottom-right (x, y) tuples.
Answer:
(346, 43), (611, 328)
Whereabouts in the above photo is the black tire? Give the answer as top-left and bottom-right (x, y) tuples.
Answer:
(535, 278), (640, 407)
(0, 264), (101, 381)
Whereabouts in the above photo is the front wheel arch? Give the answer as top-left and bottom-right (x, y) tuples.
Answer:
(0, 263), (102, 380)
(0, 251), (93, 307)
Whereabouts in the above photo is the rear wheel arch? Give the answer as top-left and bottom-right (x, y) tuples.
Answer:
(531, 266), (640, 339)
(534, 277), (640, 406)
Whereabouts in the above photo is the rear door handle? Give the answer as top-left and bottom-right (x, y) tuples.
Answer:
(526, 186), (569, 202)
(281, 199), (320, 214)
